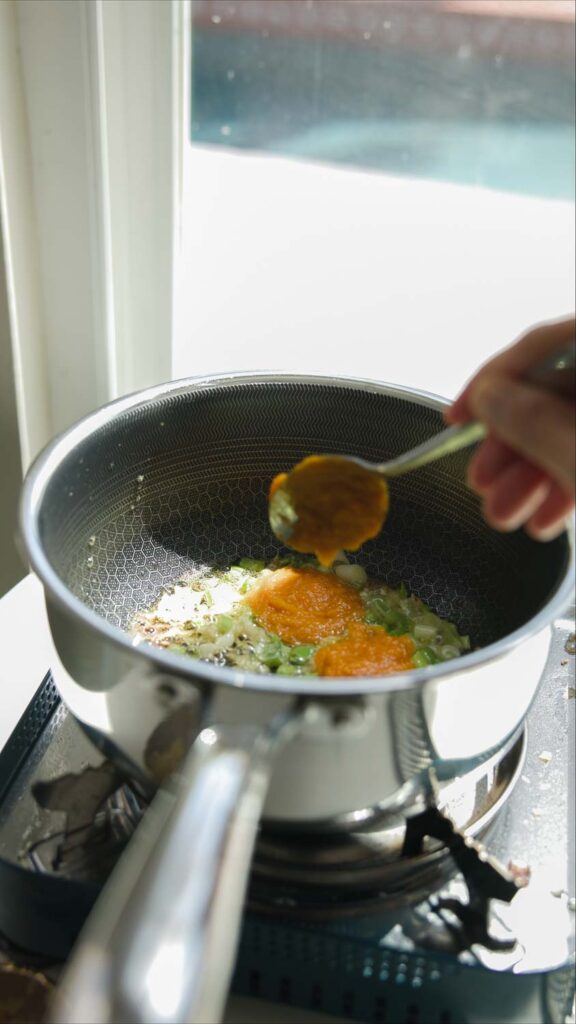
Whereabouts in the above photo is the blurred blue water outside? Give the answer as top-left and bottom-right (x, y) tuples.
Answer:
(191, 18), (575, 202)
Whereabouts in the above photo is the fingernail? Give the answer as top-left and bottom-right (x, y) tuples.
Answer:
(526, 515), (568, 542)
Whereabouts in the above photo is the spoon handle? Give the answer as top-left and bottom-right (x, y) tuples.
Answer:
(380, 421), (487, 478)
(381, 339), (575, 479)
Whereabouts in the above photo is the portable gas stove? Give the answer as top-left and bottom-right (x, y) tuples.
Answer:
(0, 578), (574, 1024)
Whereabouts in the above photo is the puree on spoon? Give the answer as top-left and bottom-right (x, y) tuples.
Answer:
(269, 455), (390, 567)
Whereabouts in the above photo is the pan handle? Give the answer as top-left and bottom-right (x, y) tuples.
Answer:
(50, 710), (299, 1024)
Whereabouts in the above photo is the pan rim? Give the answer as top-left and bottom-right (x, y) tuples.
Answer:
(20, 370), (575, 697)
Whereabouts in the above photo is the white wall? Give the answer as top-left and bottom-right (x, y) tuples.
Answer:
(0, 213), (25, 596)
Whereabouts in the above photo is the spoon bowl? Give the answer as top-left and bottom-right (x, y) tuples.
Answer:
(268, 422), (485, 560)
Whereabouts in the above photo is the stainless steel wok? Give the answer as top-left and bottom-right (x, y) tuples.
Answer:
(19, 373), (574, 1023)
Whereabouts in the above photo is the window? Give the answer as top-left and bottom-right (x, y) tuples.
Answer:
(176, 0), (575, 395)
(1, 0), (574, 467)
(191, 0), (575, 200)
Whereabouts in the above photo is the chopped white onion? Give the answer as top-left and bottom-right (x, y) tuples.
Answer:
(197, 642), (217, 659)
(440, 644), (460, 661)
(414, 623), (437, 643)
(332, 551), (350, 566)
(335, 563), (367, 587)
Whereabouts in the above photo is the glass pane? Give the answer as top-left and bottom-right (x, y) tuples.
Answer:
(191, 0), (575, 200)
(179, 0), (574, 392)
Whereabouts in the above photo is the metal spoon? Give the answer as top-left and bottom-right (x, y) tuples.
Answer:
(270, 341), (575, 546)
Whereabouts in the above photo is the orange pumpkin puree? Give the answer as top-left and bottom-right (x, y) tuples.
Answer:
(269, 455), (389, 567)
(314, 622), (415, 677)
(246, 566), (364, 645)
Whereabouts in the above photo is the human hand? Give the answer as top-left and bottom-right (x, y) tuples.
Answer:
(446, 317), (575, 541)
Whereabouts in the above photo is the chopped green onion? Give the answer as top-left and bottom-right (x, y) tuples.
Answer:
(238, 557), (266, 572)
(365, 610), (381, 625)
(383, 610), (410, 636)
(216, 614), (234, 635)
(276, 663), (301, 676)
(289, 644), (315, 665)
(365, 597), (388, 624)
(257, 639), (286, 668)
(440, 623), (461, 646)
(412, 647), (437, 668)
(202, 590), (214, 608)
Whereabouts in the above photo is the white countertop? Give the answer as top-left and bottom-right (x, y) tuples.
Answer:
(0, 574), (56, 749)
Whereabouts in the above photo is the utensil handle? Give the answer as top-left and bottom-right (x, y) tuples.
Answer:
(50, 712), (299, 1024)
(381, 421), (487, 477)
(383, 339), (575, 478)
(529, 338), (575, 397)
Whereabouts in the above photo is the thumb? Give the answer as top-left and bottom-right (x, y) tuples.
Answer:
(469, 376), (575, 496)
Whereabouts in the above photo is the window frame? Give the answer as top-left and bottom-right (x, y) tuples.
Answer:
(0, 0), (189, 469)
